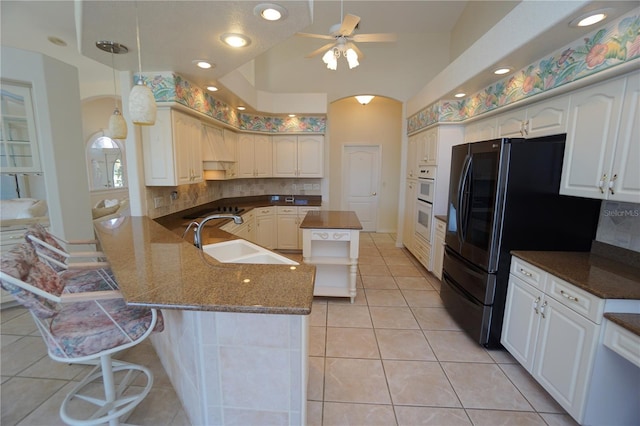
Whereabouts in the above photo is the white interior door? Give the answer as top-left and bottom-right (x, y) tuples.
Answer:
(343, 145), (380, 232)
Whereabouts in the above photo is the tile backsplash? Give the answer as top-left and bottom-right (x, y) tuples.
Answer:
(146, 178), (322, 219)
(596, 201), (640, 253)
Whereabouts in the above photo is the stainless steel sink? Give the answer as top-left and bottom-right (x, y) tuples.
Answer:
(202, 239), (298, 265)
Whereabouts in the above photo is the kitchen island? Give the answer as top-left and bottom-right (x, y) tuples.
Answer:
(300, 210), (362, 303)
(93, 216), (316, 426)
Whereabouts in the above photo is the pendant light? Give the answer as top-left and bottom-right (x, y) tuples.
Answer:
(96, 41), (128, 139)
(128, 3), (157, 125)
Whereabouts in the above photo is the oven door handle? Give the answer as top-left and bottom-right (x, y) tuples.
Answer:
(458, 155), (472, 243)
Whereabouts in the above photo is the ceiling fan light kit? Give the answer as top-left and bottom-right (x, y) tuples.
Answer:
(296, 7), (397, 71)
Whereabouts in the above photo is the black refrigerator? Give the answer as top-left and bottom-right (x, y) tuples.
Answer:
(441, 134), (601, 348)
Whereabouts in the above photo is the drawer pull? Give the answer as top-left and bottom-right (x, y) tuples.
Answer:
(519, 268), (533, 277)
(540, 300), (548, 319)
(560, 290), (579, 302)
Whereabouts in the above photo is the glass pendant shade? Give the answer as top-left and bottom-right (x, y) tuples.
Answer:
(346, 48), (359, 69)
(108, 107), (128, 138)
(129, 80), (157, 125)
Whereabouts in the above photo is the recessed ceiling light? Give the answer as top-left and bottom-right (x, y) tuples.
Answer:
(288, 114), (296, 117)
(207, 86), (218, 92)
(193, 60), (213, 69)
(454, 93), (466, 98)
(254, 3), (287, 21)
(237, 106), (246, 111)
(569, 9), (612, 27)
(221, 33), (251, 48)
(47, 36), (67, 47)
(493, 67), (512, 75)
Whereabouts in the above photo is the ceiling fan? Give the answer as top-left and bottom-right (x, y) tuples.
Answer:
(296, 6), (397, 70)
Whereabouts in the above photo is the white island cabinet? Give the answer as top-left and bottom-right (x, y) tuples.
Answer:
(502, 254), (640, 425)
(301, 211), (362, 303)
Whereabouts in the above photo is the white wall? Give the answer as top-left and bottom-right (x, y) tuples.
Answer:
(1, 47), (94, 240)
(327, 96), (402, 233)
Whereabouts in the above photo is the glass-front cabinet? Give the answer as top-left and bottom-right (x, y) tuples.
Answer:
(0, 81), (41, 173)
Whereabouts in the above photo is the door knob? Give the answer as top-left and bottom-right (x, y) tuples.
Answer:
(372, 192), (377, 196)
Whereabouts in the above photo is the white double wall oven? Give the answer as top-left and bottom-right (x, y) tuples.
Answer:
(415, 165), (435, 243)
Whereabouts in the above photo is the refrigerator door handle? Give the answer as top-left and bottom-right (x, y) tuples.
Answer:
(459, 155), (472, 242)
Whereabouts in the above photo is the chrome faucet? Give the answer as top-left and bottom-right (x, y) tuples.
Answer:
(183, 214), (243, 249)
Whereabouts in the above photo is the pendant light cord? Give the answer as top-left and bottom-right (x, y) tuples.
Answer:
(110, 47), (118, 109)
(135, 2), (143, 83)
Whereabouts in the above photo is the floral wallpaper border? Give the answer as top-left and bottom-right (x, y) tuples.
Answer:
(137, 72), (327, 134)
(407, 9), (640, 134)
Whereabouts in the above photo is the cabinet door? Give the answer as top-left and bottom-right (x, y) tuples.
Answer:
(173, 110), (193, 185)
(297, 206), (320, 248)
(609, 74), (640, 202)
(501, 275), (542, 372)
(255, 208), (276, 249)
(272, 135), (297, 177)
(143, 109), (176, 185)
(237, 134), (256, 178)
(560, 77), (625, 199)
(526, 95), (569, 138)
(0, 84), (41, 173)
(297, 135), (323, 177)
(533, 296), (599, 423)
(188, 116), (203, 183)
(254, 134), (272, 177)
(424, 129), (438, 165)
(277, 214), (299, 250)
(402, 180), (416, 251)
(432, 219), (445, 280)
(406, 135), (418, 178)
(465, 118), (497, 143)
(497, 107), (527, 138)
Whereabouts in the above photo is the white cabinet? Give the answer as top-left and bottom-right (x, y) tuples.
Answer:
(1, 83), (41, 173)
(560, 73), (640, 202)
(496, 95), (570, 138)
(402, 180), (417, 251)
(412, 234), (431, 271)
(254, 206), (276, 249)
(272, 135), (323, 177)
(303, 228), (360, 303)
(406, 134), (418, 178)
(417, 128), (437, 165)
(464, 117), (497, 143)
(220, 209), (255, 242)
(501, 256), (637, 424)
(432, 217), (446, 280)
(222, 129), (238, 179)
(142, 109), (203, 186)
(237, 134), (272, 178)
(276, 206), (319, 250)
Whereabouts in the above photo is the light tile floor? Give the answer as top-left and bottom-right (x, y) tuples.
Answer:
(1, 233), (579, 426)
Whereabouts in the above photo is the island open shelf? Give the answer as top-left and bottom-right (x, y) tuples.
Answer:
(300, 211), (362, 303)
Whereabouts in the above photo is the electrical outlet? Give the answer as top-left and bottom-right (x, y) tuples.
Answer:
(154, 196), (164, 208)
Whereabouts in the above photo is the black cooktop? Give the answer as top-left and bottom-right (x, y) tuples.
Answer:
(183, 206), (244, 219)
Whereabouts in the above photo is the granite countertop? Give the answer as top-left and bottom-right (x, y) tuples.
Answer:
(604, 313), (640, 336)
(510, 250), (640, 300)
(93, 216), (316, 315)
(435, 215), (447, 223)
(299, 210), (363, 230)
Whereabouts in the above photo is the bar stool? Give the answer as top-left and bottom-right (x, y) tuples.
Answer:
(0, 244), (163, 426)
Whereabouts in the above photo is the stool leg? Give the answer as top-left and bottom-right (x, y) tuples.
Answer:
(101, 355), (119, 426)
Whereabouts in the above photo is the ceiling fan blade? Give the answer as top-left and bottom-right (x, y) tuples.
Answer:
(338, 14), (360, 36)
(348, 42), (365, 60)
(352, 33), (398, 43)
(305, 42), (336, 58)
(296, 32), (335, 41)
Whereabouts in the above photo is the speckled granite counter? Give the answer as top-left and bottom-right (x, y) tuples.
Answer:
(299, 210), (363, 230)
(510, 250), (640, 300)
(435, 214), (447, 223)
(93, 216), (315, 315)
(604, 312), (640, 336)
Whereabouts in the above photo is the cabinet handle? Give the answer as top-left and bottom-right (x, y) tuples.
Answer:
(520, 122), (525, 136)
(523, 120), (529, 136)
(519, 268), (533, 277)
(560, 290), (579, 303)
(598, 174), (608, 193)
(609, 174), (617, 195)
(533, 296), (541, 314)
(540, 300), (548, 318)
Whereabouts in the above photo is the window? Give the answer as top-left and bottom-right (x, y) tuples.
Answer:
(86, 133), (127, 190)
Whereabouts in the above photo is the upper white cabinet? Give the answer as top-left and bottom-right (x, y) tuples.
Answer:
(272, 135), (323, 177)
(0, 82), (41, 173)
(406, 134), (418, 178)
(496, 95), (570, 139)
(142, 108), (203, 186)
(237, 134), (272, 178)
(464, 117), (497, 143)
(202, 124), (233, 162)
(417, 128), (437, 165)
(560, 73), (640, 202)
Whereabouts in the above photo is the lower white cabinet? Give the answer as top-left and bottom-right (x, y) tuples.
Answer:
(276, 206), (319, 250)
(502, 256), (639, 425)
(254, 206), (276, 249)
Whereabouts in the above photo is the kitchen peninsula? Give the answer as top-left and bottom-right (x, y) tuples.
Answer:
(93, 216), (316, 426)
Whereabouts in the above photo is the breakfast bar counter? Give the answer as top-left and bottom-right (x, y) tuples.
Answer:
(93, 216), (315, 425)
